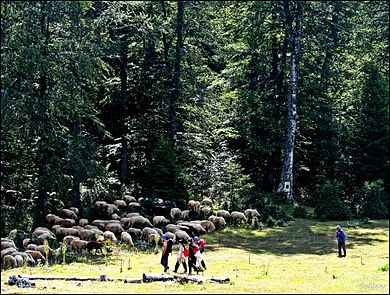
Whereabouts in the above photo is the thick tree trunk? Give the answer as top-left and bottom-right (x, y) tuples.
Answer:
(170, 1), (184, 145)
(277, 1), (302, 202)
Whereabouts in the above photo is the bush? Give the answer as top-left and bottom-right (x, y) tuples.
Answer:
(313, 180), (352, 220)
(261, 204), (292, 222)
(357, 180), (388, 219)
(266, 216), (275, 227)
(293, 204), (307, 219)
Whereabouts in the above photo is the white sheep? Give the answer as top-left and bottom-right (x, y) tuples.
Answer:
(120, 232), (134, 247)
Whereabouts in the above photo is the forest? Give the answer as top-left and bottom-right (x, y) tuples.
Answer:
(1, 1), (389, 237)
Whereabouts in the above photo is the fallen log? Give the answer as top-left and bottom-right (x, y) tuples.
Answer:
(142, 273), (174, 282)
(18, 274), (141, 283)
(172, 274), (204, 283)
(209, 276), (230, 283)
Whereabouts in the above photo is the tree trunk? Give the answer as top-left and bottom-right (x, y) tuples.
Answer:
(170, 1), (184, 145)
(72, 119), (82, 208)
(36, 0), (50, 217)
(277, 1), (302, 202)
(119, 33), (129, 185)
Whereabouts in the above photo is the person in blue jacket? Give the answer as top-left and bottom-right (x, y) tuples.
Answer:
(335, 225), (346, 257)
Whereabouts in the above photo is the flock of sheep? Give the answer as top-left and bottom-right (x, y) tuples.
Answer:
(1, 195), (261, 270)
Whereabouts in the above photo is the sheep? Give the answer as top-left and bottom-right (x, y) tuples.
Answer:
(165, 224), (179, 233)
(54, 227), (79, 239)
(10, 251), (36, 266)
(94, 201), (107, 208)
(244, 209), (261, 219)
(152, 215), (170, 228)
(72, 226), (84, 230)
(1, 241), (16, 251)
(216, 210), (231, 220)
(128, 202), (142, 212)
(114, 199), (127, 210)
(69, 207), (79, 215)
(201, 197), (213, 207)
(174, 230), (190, 242)
(61, 218), (76, 228)
(180, 210), (190, 220)
(91, 220), (108, 231)
(63, 236), (80, 249)
(178, 222), (206, 236)
(22, 238), (32, 248)
(32, 227), (54, 239)
(70, 239), (88, 253)
(25, 250), (46, 263)
(211, 216), (227, 229)
(84, 225), (100, 231)
(14, 254), (24, 267)
(126, 228), (142, 240)
(111, 213), (121, 220)
(165, 232), (176, 243)
(147, 233), (160, 246)
(37, 232), (57, 244)
(188, 200), (201, 212)
(58, 208), (78, 220)
(103, 231), (117, 242)
(128, 215), (153, 229)
(170, 207), (181, 219)
(231, 211), (247, 223)
(78, 229), (95, 241)
(26, 244), (38, 250)
(105, 223), (124, 234)
(123, 195), (137, 204)
(120, 217), (133, 229)
(86, 240), (105, 255)
(3, 255), (17, 269)
(54, 216), (66, 225)
(35, 245), (56, 258)
(105, 204), (119, 215)
(199, 205), (213, 217)
(1, 248), (18, 259)
(120, 232), (134, 247)
(193, 220), (215, 233)
(142, 227), (158, 240)
(7, 229), (18, 240)
(78, 219), (89, 227)
(126, 212), (140, 218)
(46, 213), (58, 223)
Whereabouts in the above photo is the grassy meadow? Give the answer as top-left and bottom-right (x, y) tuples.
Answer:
(1, 218), (389, 294)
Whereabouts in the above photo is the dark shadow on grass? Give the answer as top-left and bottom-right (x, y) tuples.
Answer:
(204, 219), (389, 256)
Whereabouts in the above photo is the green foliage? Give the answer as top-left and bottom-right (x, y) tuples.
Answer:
(293, 204), (308, 219)
(357, 180), (388, 219)
(313, 180), (352, 220)
(378, 263), (389, 272)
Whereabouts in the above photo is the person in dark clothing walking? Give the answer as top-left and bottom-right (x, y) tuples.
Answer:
(160, 235), (173, 272)
(187, 238), (200, 275)
(335, 225), (346, 257)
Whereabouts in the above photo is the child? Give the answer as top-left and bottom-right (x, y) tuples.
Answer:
(173, 239), (188, 273)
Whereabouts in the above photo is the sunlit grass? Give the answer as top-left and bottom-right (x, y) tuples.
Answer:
(1, 219), (388, 294)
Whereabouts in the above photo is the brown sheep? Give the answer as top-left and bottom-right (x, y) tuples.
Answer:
(25, 250), (46, 263)
(70, 239), (88, 252)
(152, 216), (170, 228)
(35, 245), (56, 258)
(78, 219), (89, 227)
(170, 207), (181, 219)
(120, 232), (134, 247)
(3, 255), (17, 269)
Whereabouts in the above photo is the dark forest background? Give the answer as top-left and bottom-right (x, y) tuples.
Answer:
(1, 1), (388, 236)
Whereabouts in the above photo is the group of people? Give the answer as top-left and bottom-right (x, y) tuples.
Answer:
(160, 235), (206, 275)
(159, 225), (347, 275)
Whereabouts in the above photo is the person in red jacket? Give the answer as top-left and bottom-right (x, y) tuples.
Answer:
(187, 238), (201, 275)
(194, 236), (207, 270)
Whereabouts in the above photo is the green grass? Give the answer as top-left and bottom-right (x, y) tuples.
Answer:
(1, 219), (388, 294)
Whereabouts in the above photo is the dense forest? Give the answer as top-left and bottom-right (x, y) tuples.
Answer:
(1, 1), (389, 237)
